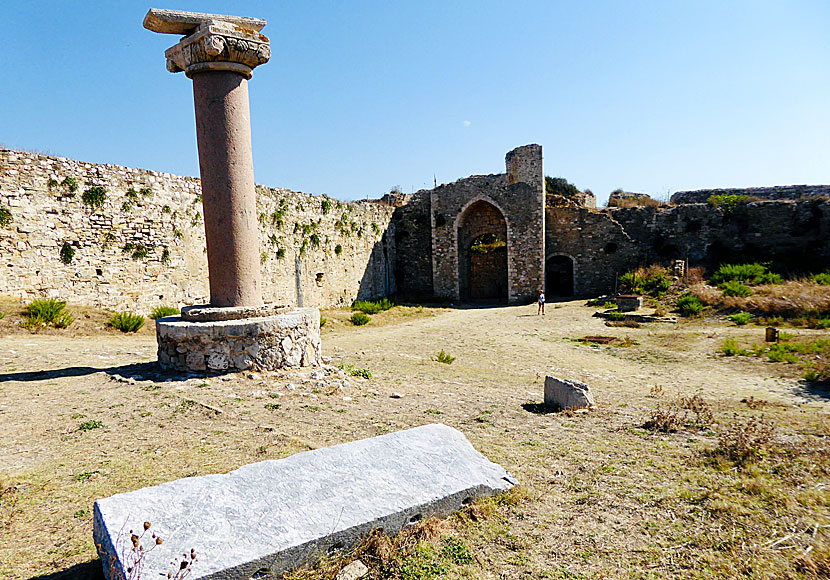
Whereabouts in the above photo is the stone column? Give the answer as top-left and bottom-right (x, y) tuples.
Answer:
(144, 9), (271, 307)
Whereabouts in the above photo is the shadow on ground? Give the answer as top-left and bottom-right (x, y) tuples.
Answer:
(27, 560), (103, 580)
(0, 361), (200, 384)
(790, 380), (830, 401)
(521, 403), (556, 415)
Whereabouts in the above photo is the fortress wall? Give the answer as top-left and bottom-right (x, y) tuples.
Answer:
(0, 149), (395, 313)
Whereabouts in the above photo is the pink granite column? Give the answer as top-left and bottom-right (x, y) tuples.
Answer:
(192, 71), (262, 307)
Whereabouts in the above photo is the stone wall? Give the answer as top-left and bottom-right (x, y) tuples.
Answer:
(0, 149), (395, 312)
(430, 145), (545, 304)
(671, 185), (830, 204)
(386, 191), (433, 300)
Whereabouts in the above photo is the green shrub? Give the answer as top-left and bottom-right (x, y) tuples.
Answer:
(722, 338), (741, 356)
(729, 311), (753, 325)
(335, 244), (343, 256)
(339, 364), (372, 379)
(810, 271), (830, 285)
(0, 206), (12, 227)
(350, 312), (370, 326)
(60, 242), (75, 264)
(78, 419), (104, 432)
(108, 312), (145, 333)
(150, 306), (179, 320)
(441, 537), (473, 565)
(82, 186), (107, 209)
(61, 177), (78, 193)
(321, 198), (332, 215)
(608, 311), (626, 321)
(707, 194), (750, 212)
(276, 248), (286, 259)
(0, 312), (5, 321)
(352, 298), (395, 314)
(433, 350), (456, 364)
(677, 294), (703, 316)
(47, 178), (60, 189)
(618, 265), (671, 296)
(23, 299), (71, 329)
(710, 263), (781, 286)
(320, 317), (327, 328)
(720, 280), (752, 297)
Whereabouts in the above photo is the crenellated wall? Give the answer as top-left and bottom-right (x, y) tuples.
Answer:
(0, 149), (395, 312)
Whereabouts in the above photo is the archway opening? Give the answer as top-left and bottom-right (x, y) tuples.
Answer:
(546, 255), (574, 296)
(458, 200), (508, 303)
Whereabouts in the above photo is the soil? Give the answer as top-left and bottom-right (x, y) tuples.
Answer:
(1, 299), (828, 580)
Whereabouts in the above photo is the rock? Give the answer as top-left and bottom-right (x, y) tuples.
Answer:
(544, 376), (594, 410)
(94, 424), (517, 580)
(336, 560), (369, 580)
(390, 393), (403, 399)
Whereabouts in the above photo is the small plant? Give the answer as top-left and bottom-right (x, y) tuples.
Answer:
(109, 312), (145, 333)
(371, 222), (381, 235)
(607, 310), (626, 321)
(276, 248), (286, 259)
(678, 394), (714, 427)
(335, 244), (343, 256)
(79, 419), (104, 432)
(729, 311), (753, 325)
(60, 241), (75, 264)
(23, 299), (73, 329)
(643, 401), (685, 432)
(161, 248), (170, 263)
(677, 294), (703, 316)
(121, 202), (133, 213)
(715, 414), (774, 465)
(432, 350), (456, 364)
(150, 306), (179, 320)
(339, 364), (372, 379)
(710, 262), (781, 286)
(131, 245), (150, 260)
(104, 521), (197, 580)
(0, 312), (5, 321)
(47, 178), (60, 189)
(265, 402), (281, 411)
(0, 206), (12, 227)
(707, 193), (750, 212)
(722, 338), (741, 356)
(352, 298), (395, 314)
(82, 186), (107, 209)
(720, 280), (752, 297)
(125, 188), (139, 202)
(350, 312), (370, 326)
(321, 198), (332, 214)
(261, 251), (268, 264)
(441, 537), (473, 564)
(61, 176), (78, 193)
(810, 271), (830, 285)
(320, 317), (327, 328)
(162, 205), (171, 214)
(139, 187), (152, 197)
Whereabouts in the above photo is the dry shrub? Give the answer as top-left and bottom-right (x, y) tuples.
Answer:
(690, 280), (830, 318)
(716, 414), (775, 465)
(740, 396), (768, 410)
(644, 394), (714, 432)
(678, 394), (715, 426)
(796, 543), (830, 578)
(606, 319), (641, 328)
(643, 401), (685, 432)
(607, 195), (666, 208)
(685, 266), (705, 285)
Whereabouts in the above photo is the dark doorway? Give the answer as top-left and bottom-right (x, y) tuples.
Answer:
(546, 255), (574, 296)
(458, 200), (508, 303)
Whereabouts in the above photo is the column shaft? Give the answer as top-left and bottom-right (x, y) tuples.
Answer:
(192, 71), (263, 307)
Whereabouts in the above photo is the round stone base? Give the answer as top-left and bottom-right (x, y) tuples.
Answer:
(156, 308), (321, 372)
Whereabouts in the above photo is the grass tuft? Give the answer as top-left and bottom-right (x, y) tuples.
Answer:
(149, 306), (179, 320)
(108, 312), (145, 333)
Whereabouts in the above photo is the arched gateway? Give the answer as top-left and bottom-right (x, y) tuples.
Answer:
(458, 200), (508, 302)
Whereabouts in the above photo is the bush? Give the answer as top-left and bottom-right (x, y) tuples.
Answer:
(707, 194), (750, 212)
(350, 312), (370, 326)
(810, 271), (830, 285)
(82, 186), (107, 209)
(433, 350), (456, 364)
(720, 280), (752, 297)
(716, 415), (774, 465)
(352, 298), (395, 314)
(60, 242), (75, 264)
(722, 338), (741, 356)
(710, 263), (782, 286)
(618, 265), (671, 296)
(339, 364), (372, 379)
(0, 206), (12, 227)
(729, 311), (753, 325)
(61, 177), (78, 193)
(150, 306), (179, 320)
(677, 294), (703, 316)
(334, 244), (343, 256)
(23, 299), (73, 329)
(108, 312), (145, 333)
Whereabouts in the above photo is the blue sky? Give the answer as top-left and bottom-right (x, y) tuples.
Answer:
(1, 1), (828, 205)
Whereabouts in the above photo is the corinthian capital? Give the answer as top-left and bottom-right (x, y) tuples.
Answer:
(144, 9), (271, 79)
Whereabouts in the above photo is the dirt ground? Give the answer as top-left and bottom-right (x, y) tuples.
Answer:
(1, 299), (828, 580)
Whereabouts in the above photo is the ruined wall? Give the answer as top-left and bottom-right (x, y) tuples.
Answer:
(430, 145), (545, 304)
(387, 191), (433, 300)
(607, 200), (830, 274)
(0, 150), (395, 312)
(671, 184), (830, 204)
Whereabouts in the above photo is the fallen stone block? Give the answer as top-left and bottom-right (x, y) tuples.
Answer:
(94, 424), (517, 580)
(544, 376), (594, 410)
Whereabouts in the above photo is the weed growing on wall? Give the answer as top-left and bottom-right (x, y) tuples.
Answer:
(261, 251), (268, 264)
(61, 176), (78, 193)
(276, 248), (286, 259)
(161, 248), (170, 263)
(321, 198), (332, 215)
(82, 186), (107, 209)
(707, 193), (752, 213)
(60, 242), (75, 264)
(47, 178), (59, 189)
(108, 312), (145, 333)
(0, 206), (12, 227)
(335, 244), (343, 256)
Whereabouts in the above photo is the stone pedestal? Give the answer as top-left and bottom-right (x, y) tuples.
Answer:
(156, 308), (321, 372)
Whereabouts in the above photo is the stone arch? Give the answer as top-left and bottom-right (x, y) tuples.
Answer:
(545, 254), (574, 296)
(457, 199), (509, 302)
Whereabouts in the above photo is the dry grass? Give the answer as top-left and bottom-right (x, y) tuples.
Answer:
(691, 279), (830, 319)
(1, 299), (829, 580)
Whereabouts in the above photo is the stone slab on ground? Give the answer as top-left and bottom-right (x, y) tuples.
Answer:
(544, 375), (594, 410)
(94, 424), (517, 580)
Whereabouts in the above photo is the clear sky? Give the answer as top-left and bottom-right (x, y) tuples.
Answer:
(1, 1), (828, 206)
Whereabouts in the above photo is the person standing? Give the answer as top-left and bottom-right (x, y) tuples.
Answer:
(537, 290), (545, 315)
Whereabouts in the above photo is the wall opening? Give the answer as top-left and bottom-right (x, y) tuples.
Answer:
(546, 255), (574, 296)
(458, 200), (508, 303)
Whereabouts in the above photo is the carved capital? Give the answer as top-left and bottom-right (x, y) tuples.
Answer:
(164, 20), (271, 79)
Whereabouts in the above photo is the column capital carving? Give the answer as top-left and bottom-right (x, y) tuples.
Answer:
(164, 20), (270, 79)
